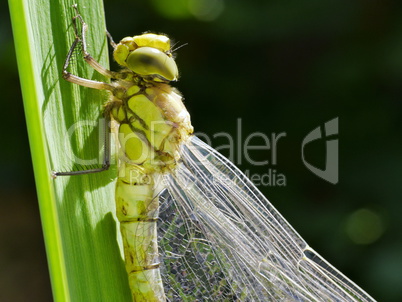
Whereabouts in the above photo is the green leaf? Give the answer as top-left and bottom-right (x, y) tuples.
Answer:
(9, 0), (131, 300)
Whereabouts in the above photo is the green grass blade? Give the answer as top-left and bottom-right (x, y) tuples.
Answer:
(9, 0), (131, 300)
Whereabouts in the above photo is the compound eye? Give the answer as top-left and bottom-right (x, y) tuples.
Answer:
(126, 47), (178, 81)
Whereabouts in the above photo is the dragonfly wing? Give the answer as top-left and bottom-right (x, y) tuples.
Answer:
(158, 188), (239, 301)
(159, 136), (375, 302)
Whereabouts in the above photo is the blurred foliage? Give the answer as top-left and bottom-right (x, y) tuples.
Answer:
(2, 0), (402, 301)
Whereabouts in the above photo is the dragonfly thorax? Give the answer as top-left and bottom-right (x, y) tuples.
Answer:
(114, 33), (178, 82)
(108, 80), (193, 173)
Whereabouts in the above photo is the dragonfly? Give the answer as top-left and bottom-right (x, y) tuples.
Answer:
(55, 5), (377, 302)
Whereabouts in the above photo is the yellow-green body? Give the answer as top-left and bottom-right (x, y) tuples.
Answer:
(61, 22), (192, 301)
(108, 34), (193, 301)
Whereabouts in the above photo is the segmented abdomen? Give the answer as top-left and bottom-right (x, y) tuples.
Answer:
(116, 165), (165, 301)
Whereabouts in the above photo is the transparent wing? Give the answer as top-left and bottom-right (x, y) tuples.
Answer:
(158, 136), (375, 302)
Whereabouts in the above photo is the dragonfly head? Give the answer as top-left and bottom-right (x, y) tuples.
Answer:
(113, 33), (179, 82)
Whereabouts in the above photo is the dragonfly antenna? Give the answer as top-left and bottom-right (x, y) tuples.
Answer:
(171, 42), (188, 53)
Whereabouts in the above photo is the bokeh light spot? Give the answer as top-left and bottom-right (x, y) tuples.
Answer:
(151, 0), (192, 19)
(345, 208), (385, 245)
(151, 0), (224, 21)
(188, 0), (225, 21)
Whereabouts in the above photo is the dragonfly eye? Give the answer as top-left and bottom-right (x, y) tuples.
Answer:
(126, 47), (178, 82)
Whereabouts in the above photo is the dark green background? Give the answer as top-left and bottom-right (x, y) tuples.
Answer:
(2, 0), (402, 301)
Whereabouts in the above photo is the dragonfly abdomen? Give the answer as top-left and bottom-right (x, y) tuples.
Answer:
(116, 167), (166, 302)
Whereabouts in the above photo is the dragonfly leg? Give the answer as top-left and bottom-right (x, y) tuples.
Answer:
(71, 4), (118, 79)
(106, 30), (117, 49)
(62, 40), (114, 91)
(62, 5), (117, 91)
(53, 113), (111, 177)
